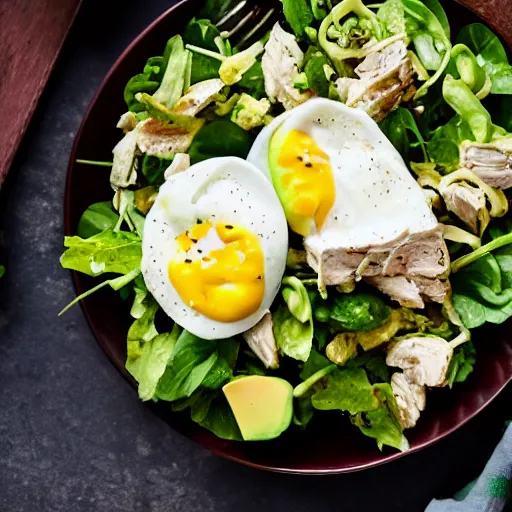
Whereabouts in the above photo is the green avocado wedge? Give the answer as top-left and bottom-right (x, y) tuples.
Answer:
(223, 376), (293, 441)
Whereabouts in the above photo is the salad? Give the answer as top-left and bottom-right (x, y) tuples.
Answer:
(60, 0), (512, 451)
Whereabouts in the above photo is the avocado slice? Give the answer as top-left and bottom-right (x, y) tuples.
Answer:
(223, 376), (293, 441)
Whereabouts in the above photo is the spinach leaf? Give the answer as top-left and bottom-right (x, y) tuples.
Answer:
(183, 18), (220, 51)
(190, 53), (221, 85)
(77, 202), (119, 239)
(379, 108), (427, 163)
(201, 338), (240, 389)
(329, 291), (390, 332)
(305, 50), (330, 98)
(300, 347), (331, 380)
(402, 0), (451, 98)
(173, 390), (243, 440)
(351, 383), (409, 451)
(238, 62), (265, 99)
(420, 0), (450, 38)
(60, 229), (142, 277)
(293, 393), (315, 429)
(457, 23), (512, 94)
(188, 119), (252, 164)
(346, 352), (390, 383)
(282, 0), (314, 37)
(141, 155), (172, 186)
(156, 330), (219, 401)
(447, 341), (476, 388)
(426, 115), (475, 173)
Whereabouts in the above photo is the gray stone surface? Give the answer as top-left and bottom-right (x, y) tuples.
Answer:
(0, 1), (510, 510)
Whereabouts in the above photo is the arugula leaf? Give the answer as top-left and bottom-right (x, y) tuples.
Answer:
(127, 325), (181, 401)
(351, 384), (409, 451)
(329, 291), (390, 332)
(188, 119), (252, 164)
(311, 367), (380, 414)
(282, 0), (314, 37)
(379, 108), (427, 163)
(458, 23), (512, 94)
(77, 202), (119, 239)
(156, 330), (219, 401)
(447, 341), (476, 388)
(173, 389), (243, 440)
(60, 229), (142, 277)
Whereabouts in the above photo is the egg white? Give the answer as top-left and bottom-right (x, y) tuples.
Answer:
(141, 157), (289, 340)
(247, 98), (438, 253)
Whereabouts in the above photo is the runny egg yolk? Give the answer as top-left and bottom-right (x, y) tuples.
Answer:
(277, 130), (335, 236)
(169, 222), (265, 323)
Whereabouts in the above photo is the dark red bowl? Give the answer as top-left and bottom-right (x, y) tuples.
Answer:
(65, 0), (512, 474)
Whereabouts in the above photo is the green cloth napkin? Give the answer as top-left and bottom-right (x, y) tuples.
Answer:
(426, 423), (512, 512)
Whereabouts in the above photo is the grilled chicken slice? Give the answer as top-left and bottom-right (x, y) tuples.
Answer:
(173, 79), (225, 117)
(262, 23), (310, 111)
(243, 312), (279, 369)
(391, 373), (426, 429)
(336, 40), (414, 121)
(460, 138), (512, 190)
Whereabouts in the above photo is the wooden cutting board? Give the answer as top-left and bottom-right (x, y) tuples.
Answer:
(0, 0), (82, 189)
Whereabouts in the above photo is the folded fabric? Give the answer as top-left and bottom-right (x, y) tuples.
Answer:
(426, 423), (512, 512)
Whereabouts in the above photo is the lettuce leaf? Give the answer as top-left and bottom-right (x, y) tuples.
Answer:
(60, 229), (142, 277)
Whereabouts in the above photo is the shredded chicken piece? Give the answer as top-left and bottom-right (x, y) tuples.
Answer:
(164, 153), (190, 180)
(460, 139), (512, 190)
(262, 23), (310, 111)
(336, 40), (414, 121)
(386, 335), (453, 387)
(440, 181), (490, 235)
(391, 373), (426, 429)
(306, 226), (450, 307)
(136, 118), (200, 159)
(242, 312), (279, 369)
(173, 79), (225, 117)
(110, 130), (139, 189)
(117, 112), (139, 133)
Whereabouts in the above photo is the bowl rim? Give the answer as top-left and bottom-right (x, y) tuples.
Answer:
(64, 0), (512, 474)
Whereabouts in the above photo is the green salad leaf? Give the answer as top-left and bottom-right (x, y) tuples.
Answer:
(127, 326), (181, 401)
(188, 119), (252, 164)
(377, 0), (406, 37)
(173, 389), (243, 440)
(60, 229), (142, 277)
(156, 330), (220, 401)
(351, 383), (409, 451)
(346, 352), (391, 383)
(311, 367), (381, 414)
(77, 202), (119, 239)
(379, 108), (427, 163)
(447, 341), (476, 388)
(457, 23), (512, 94)
(304, 49), (331, 98)
(282, 0), (314, 37)
(329, 291), (391, 332)
(238, 62), (266, 99)
(141, 155), (172, 186)
(402, 0), (451, 98)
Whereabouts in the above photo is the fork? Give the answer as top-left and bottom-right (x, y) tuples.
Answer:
(215, 0), (279, 50)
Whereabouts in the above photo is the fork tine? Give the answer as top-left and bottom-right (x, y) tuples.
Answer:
(220, 8), (258, 40)
(235, 8), (275, 49)
(216, 0), (249, 28)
